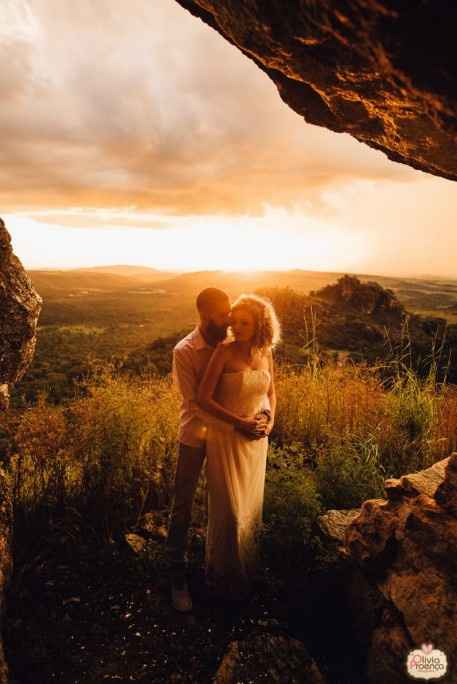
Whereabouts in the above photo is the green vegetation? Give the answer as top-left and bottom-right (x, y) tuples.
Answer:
(17, 271), (457, 406)
(3, 356), (456, 578)
(5, 271), (457, 584)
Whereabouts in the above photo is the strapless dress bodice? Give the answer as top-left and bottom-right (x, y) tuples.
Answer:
(214, 368), (271, 417)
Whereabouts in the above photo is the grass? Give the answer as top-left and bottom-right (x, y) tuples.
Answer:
(6, 368), (181, 543)
(2, 357), (457, 573)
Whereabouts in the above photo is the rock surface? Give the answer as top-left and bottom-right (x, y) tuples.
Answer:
(384, 457), (450, 501)
(314, 275), (403, 318)
(344, 453), (457, 683)
(213, 633), (326, 684)
(176, 1), (457, 181)
(0, 217), (42, 409)
(317, 508), (361, 544)
(0, 216), (42, 683)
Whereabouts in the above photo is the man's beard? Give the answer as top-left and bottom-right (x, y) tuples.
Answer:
(207, 320), (227, 342)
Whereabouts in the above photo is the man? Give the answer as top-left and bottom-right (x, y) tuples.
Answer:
(167, 287), (269, 612)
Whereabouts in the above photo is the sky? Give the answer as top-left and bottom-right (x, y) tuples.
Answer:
(2, 0), (457, 276)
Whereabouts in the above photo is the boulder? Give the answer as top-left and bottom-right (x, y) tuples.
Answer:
(0, 217), (42, 408)
(213, 633), (326, 684)
(176, 1), (457, 181)
(317, 508), (361, 545)
(384, 457), (450, 501)
(0, 216), (42, 682)
(344, 454), (457, 683)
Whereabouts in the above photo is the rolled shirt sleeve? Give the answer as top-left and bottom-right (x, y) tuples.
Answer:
(172, 345), (215, 445)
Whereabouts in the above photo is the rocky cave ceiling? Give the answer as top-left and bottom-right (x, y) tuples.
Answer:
(175, 0), (457, 182)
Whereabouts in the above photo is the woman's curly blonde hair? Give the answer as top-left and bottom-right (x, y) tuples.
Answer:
(229, 293), (281, 353)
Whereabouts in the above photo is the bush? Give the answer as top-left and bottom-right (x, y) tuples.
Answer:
(378, 367), (441, 477)
(261, 443), (322, 575)
(273, 361), (386, 448)
(314, 433), (386, 509)
(69, 371), (180, 538)
(7, 358), (457, 550)
(10, 369), (180, 541)
(12, 395), (70, 514)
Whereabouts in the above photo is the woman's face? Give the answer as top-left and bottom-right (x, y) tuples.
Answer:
(230, 306), (256, 343)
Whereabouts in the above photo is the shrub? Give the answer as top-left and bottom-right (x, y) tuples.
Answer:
(273, 361), (385, 448)
(7, 357), (457, 550)
(10, 369), (180, 541)
(378, 366), (442, 477)
(12, 395), (70, 514)
(261, 443), (322, 575)
(67, 372), (180, 538)
(314, 433), (386, 509)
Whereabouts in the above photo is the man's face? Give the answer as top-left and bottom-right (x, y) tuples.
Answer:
(205, 299), (231, 340)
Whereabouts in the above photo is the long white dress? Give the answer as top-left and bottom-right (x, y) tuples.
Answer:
(205, 368), (270, 599)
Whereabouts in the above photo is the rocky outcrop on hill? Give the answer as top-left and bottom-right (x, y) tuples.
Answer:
(176, 1), (457, 181)
(319, 454), (456, 683)
(312, 275), (403, 319)
(260, 277), (457, 382)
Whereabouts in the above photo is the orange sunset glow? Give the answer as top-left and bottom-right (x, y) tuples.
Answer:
(3, 4), (457, 682)
(1, 0), (457, 276)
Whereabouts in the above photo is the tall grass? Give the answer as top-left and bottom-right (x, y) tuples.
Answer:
(274, 362), (384, 448)
(3, 358), (457, 546)
(273, 358), (457, 508)
(7, 369), (181, 541)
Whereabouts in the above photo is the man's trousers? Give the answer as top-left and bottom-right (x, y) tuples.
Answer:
(166, 442), (206, 579)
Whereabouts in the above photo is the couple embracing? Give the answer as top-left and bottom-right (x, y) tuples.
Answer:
(166, 288), (280, 612)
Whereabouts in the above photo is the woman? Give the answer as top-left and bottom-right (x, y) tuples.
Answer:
(197, 293), (280, 600)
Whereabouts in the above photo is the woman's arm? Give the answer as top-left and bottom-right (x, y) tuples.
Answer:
(197, 344), (262, 432)
(264, 350), (276, 435)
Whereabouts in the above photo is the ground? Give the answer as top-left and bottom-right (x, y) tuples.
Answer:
(4, 523), (367, 683)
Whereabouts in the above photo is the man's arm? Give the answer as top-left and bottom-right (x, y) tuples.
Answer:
(197, 344), (265, 434)
(172, 346), (213, 424)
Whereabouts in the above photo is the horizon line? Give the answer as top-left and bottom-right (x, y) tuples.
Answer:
(23, 264), (457, 281)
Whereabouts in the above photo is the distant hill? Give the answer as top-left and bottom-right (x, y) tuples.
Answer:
(26, 266), (457, 325)
(149, 269), (401, 298)
(14, 271), (457, 405)
(26, 267), (176, 297)
(258, 276), (457, 382)
(148, 269), (457, 315)
(121, 275), (457, 383)
(71, 265), (177, 280)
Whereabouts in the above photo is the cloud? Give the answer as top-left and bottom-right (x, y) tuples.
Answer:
(17, 208), (173, 229)
(0, 0), (416, 219)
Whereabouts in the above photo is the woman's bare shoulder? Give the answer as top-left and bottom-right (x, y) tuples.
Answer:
(254, 347), (271, 361)
(255, 348), (273, 371)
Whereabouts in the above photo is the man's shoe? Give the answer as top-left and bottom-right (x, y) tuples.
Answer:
(171, 579), (193, 613)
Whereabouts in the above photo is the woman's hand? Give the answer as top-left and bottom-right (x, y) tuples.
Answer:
(262, 417), (274, 436)
(236, 415), (270, 439)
